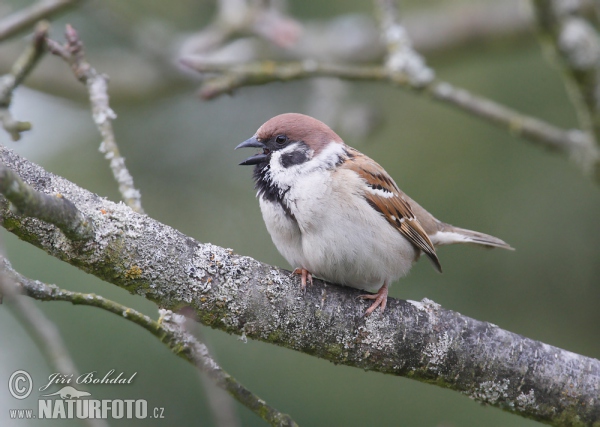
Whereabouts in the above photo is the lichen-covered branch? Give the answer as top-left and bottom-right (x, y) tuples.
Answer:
(532, 0), (600, 178)
(0, 0), (79, 42)
(158, 310), (296, 427)
(0, 146), (598, 426)
(2, 258), (296, 427)
(183, 59), (599, 178)
(46, 25), (144, 214)
(0, 163), (93, 240)
(0, 21), (49, 141)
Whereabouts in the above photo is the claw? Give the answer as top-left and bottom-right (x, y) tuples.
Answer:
(292, 268), (313, 291)
(358, 282), (388, 316)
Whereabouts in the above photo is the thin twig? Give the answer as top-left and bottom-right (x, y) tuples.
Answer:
(191, 325), (241, 427)
(373, 0), (434, 86)
(183, 59), (599, 175)
(183, 0), (600, 179)
(46, 25), (144, 214)
(0, 0), (80, 42)
(0, 258), (109, 427)
(0, 21), (49, 141)
(0, 164), (93, 240)
(5, 262), (297, 427)
(531, 0), (600, 179)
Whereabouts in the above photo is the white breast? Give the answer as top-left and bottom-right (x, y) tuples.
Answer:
(259, 142), (418, 293)
(259, 197), (304, 269)
(293, 168), (417, 292)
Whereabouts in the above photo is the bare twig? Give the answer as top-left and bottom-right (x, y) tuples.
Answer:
(183, 0), (600, 179)
(0, 258), (108, 427)
(0, 21), (48, 141)
(4, 260), (297, 427)
(190, 326), (241, 427)
(373, 0), (434, 86)
(0, 0), (80, 42)
(198, 361), (241, 427)
(0, 163), (93, 240)
(0, 265), (77, 377)
(532, 0), (600, 178)
(179, 0), (301, 60)
(183, 59), (599, 176)
(404, 1), (533, 53)
(159, 310), (296, 427)
(0, 2), (545, 104)
(46, 25), (144, 214)
(1, 145), (598, 426)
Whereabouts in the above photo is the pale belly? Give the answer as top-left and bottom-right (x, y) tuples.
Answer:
(298, 201), (417, 293)
(259, 181), (418, 293)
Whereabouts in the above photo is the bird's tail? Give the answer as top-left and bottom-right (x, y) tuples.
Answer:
(431, 224), (514, 250)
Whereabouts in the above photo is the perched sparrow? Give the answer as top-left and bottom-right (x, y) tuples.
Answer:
(236, 113), (513, 315)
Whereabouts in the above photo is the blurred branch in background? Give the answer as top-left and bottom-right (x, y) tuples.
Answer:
(2, 257), (296, 427)
(183, 60), (598, 178)
(0, 258), (108, 427)
(195, 330), (242, 427)
(532, 0), (600, 179)
(1, 146), (598, 427)
(373, 0), (434, 85)
(182, 0), (600, 182)
(0, 0), (79, 42)
(178, 0), (302, 58)
(0, 21), (48, 141)
(0, 0), (539, 101)
(47, 25), (144, 213)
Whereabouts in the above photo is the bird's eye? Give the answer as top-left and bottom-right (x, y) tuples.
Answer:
(275, 135), (287, 145)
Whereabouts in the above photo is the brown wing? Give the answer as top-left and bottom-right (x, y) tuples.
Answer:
(341, 147), (442, 273)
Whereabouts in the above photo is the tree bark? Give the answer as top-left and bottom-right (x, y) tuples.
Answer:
(0, 145), (598, 426)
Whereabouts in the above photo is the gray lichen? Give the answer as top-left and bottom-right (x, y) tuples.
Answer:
(471, 378), (510, 405)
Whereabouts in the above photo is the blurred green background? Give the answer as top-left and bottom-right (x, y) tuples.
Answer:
(1, 1), (599, 426)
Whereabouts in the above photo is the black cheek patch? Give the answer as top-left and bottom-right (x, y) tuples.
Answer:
(280, 150), (309, 168)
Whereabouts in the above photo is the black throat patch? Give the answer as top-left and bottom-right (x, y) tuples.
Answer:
(253, 163), (296, 220)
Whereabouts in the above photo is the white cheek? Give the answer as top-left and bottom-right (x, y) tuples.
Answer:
(267, 141), (346, 187)
(267, 144), (314, 189)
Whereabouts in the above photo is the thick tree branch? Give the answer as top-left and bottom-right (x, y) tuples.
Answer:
(2, 259), (295, 427)
(0, 146), (598, 426)
(46, 25), (144, 214)
(0, 21), (48, 141)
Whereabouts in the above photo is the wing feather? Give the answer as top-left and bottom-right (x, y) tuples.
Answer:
(341, 147), (442, 273)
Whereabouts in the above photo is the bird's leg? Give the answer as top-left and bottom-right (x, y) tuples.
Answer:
(358, 282), (389, 316)
(292, 268), (313, 291)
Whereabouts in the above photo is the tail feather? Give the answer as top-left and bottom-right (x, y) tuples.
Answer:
(431, 225), (514, 250)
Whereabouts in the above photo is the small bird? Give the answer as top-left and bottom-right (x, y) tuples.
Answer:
(236, 113), (513, 315)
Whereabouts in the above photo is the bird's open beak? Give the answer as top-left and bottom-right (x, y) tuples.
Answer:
(235, 137), (269, 165)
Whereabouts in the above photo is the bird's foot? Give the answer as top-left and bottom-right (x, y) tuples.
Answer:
(358, 282), (389, 316)
(292, 268), (313, 291)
